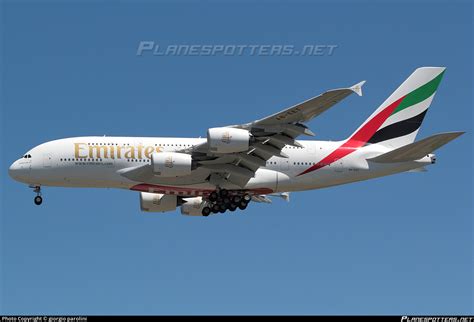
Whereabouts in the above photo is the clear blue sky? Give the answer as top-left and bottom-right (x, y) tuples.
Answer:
(1, 0), (472, 315)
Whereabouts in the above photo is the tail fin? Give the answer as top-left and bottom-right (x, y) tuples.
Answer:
(348, 67), (446, 149)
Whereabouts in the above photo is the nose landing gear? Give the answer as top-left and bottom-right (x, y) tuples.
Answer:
(34, 195), (43, 205)
(30, 185), (43, 205)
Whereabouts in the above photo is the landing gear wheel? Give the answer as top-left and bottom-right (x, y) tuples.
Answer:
(238, 203), (247, 211)
(219, 189), (228, 198)
(209, 191), (218, 202)
(229, 203), (237, 212)
(34, 196), (43, 205)
(219, 208), (226, 214)
(232, 195), (242, 204)
(202, 207), (211, 216)
(211, 204), (220, 214)
(242, 194), (251, 203)
(219, 204), (227, 212)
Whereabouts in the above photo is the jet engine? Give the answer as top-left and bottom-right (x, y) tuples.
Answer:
(151, 152), (192, 177)
(207, 127), (250, 153)
(180, 196), (207, 216)
(139, 192), (177, 212)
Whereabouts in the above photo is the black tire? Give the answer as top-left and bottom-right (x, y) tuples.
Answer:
(202, 207), (211, 216)
(211, 204), (220, 213)
(223, 197), (231, 205)
(242, 194), (251, 202)
(232, 195), (242, 204)
(239, 200), (248, 208)
(219, 189), (228, 198)
(34, 196), (43, 205)
(219, 208), (226, 214)
(238, 203), (247, 210)
(229, 203), (237, 211)
(209, 191), (218, 202)
(219, 204), (227, 212)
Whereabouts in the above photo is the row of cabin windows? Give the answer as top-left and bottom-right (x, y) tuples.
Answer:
(86, 143), (193, 147)
(283, 146), (325, 150)
(61, 158), (103, 162)
(60, 158), (151, 162)
(23, 154), (32, 158)
(266, 161), (315, 166)
(60, 157), (316, 166)
(294, 162), (316, 166)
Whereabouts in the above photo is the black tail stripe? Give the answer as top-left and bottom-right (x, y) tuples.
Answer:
(368, 109), (428, 144)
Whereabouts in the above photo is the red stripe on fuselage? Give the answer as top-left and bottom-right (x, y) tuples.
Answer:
(297, 96), (405, 176)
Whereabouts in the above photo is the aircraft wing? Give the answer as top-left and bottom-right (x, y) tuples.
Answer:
(179, 81), (365, 188)
(240, 80), (365, 128)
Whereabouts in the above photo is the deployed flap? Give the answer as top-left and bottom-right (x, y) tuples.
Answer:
(368, 131), (464, 163)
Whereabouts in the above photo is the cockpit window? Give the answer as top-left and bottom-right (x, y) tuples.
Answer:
(22, 154), (32, 158)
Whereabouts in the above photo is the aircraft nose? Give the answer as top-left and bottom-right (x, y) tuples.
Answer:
(9, 160), (29, 182)
(9, 161), (19, 179)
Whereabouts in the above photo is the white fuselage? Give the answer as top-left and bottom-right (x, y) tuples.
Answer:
(9, 136), (432, 196)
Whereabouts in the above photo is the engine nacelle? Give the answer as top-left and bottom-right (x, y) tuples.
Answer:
(151, 152), (192, 177)
(180, 197), (206, 216)
(207, 127), (250, 153)
(139, 192), (177, 212)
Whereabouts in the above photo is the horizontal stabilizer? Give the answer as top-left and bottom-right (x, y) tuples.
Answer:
(368, 131), (464, 163)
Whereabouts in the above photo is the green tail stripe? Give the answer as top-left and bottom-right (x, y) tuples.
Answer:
(391, 70), (445, 115)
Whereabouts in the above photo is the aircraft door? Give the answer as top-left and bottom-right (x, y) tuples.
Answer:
(279, 159), (290, 171)
(43, 153), (52, 168)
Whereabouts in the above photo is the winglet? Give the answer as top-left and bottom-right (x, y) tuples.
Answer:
(350, 80), (366, 97)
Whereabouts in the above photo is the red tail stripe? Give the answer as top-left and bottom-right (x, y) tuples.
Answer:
(298, 96), (405, 176)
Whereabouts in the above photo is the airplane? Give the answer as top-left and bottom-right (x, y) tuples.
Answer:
(8, 67), (464, 216)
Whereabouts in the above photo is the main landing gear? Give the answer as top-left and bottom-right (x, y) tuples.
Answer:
(30, 185), (43, 205)
(201, 189), (252, 216)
